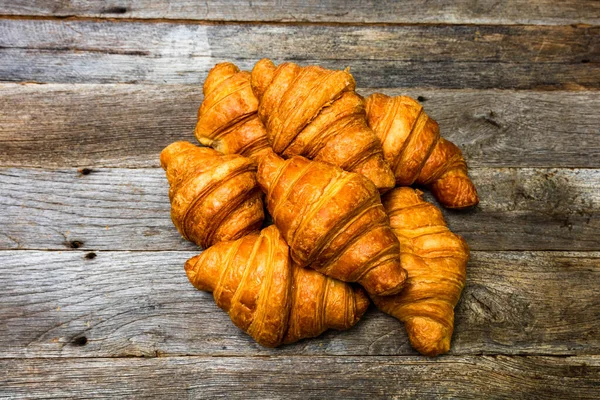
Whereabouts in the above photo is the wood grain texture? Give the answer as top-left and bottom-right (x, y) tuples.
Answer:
(0, 250), (597, 358)
(1, 84), (598, 169)
(0, 1), (598, 395)
(1, 356), (599, 399)
(1, 167), (598, 252)
(0, 19), (597, 88)
(2, 356), (598, 399)
(1, 0), (598, 25)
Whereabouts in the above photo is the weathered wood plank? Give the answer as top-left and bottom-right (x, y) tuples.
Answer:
(1, 0), (598, 25)
(3, 19), (597, 64)
(0, 19), (597, 87)
(1, 356), (599, 399)
(4, 50), (596, 89)
(0, 250), (598, 357)
(1, 84), (599, 169)
(1, 168), (597, 252)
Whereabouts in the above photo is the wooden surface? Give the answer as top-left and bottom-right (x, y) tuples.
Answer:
(0, 1), (598, 398)
(1, 167), (598, 251)
(1, 85), (599, 168)
(1, 250), (598, 357)
(1, 0), (599, 25)
(2, 356), (599, 399)
(0, 19), (597, 88)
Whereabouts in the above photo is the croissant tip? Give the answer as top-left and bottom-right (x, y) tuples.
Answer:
(184, 254), (202, 283)
(354, 287), (371, 320)
(211, 61), (240, 72)
(406, 317), (452, 357)
(160, 141), (192, 169)
(445, 195), (480, 209)
(197, 136), (214, 147)
(368, 278), (406, 297)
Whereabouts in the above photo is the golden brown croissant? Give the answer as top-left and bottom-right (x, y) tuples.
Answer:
(185, 225), (370, 347)
(365, 93), (479, 209)
(195, 62), (271, 161)
(251, 58), (395, 192)
(257, 149), (407, 296)
(371, 187), (468, 356)
(160, 141), (264, 248)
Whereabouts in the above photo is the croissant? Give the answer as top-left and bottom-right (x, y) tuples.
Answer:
(160, 141), (264, 248)
(257, 149), (407, 296)
(364, 93), (479, 209)
(251, 58), (395, 192)
(371, 187), (468, 356)
(195, 62), (271, 161)
(185, 225), (370, 347)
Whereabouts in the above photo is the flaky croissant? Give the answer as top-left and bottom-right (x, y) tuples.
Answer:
(185, 225), (370, 347)
(371, 187), (468, 356)
(251, 58), (395, 192)
(365, 93), (479, 209)
(195, 62), (271, 161)
(160, 141), (264, 248)
(257, 149), (407, 296)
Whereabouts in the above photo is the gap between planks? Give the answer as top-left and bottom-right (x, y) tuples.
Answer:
(0, 14), (597, 28)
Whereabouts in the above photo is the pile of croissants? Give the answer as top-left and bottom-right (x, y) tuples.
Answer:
(160, 59), (478, 356)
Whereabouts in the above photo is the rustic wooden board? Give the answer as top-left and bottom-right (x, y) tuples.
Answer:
(0, 250), (598, 358)
(1, 1), (598, 397)
(0, 19), (597, 87)
(1, 0), (598, 25)
(1, 84), (598, 169)
(1, 355), (599, 399)
(4, 49), (596, 89)
(1, 167), (597, 252)
(3, 19), (597, 64)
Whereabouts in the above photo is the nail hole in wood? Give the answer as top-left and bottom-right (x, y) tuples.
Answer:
(68, 240), (84, 249)
(72, 336), (88, 346)
(102, 6), (128, 14)
(79, 168), (92, 175)
(85, 252), (97, 260)
(417, 96), (427, 102)
(581, 59), (590, 63)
